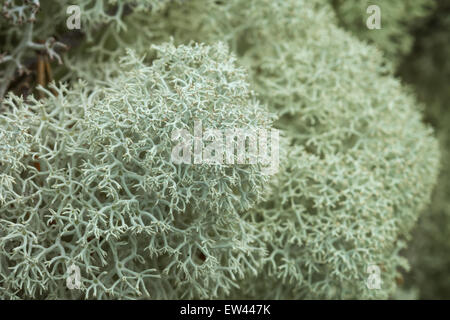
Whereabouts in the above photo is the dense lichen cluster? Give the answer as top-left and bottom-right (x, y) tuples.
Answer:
(330, 0), (435, 65)
(0, 0), (445, 299)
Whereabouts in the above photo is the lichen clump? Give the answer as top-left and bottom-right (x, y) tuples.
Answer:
(0, 0), (442, 299)
(0, 42), (273, 299)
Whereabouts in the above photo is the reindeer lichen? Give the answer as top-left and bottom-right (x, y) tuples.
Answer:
(0, 41), (273, 299)
(106, 0), (439, 299)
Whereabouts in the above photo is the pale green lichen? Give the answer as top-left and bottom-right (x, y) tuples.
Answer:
(330, 0), (435, 65)
(66, 0), (440, 299)
(0, 0), (442, 300)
